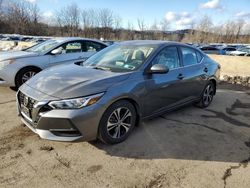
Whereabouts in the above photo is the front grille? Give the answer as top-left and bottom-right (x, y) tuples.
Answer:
(18, 91), (37, 120)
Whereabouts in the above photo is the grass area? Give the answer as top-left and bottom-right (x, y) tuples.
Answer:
(209, 55), (250, 77)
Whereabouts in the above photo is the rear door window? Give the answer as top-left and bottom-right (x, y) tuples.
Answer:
(181, 47), (199, 66)
(83, 41), (106, 52)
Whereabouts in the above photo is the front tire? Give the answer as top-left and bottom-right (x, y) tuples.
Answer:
(15, 67), (40, 88)
(196, 81), (215, 108)
(98, 100), (137, 144)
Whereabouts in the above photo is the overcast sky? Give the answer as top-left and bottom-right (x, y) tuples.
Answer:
(26, 0), (250, 30)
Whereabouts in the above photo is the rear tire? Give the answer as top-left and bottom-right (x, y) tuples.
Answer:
(196, 81), (215, 108)
(98, 100), (137, 144)
(15, 67), (40, 88)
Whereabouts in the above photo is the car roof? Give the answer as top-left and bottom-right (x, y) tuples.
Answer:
(200, 45), (219, 49)
(50, 37), (107, 46)
(118, 40), (192, 47)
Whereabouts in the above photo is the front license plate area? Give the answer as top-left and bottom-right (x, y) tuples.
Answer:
(21, 105), (31, 118)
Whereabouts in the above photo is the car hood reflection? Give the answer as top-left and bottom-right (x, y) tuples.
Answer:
(24, 64), (131, 99)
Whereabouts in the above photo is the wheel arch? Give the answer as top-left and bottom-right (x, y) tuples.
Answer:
(15, 65), (42, 86)
(209, 78), (217, 95)
(108, 97), (141, 126)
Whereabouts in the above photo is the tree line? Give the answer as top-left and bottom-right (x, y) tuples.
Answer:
(0, 0), (249, 43)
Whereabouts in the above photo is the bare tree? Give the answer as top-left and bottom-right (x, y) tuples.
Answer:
(82, 9), (91, 29)
(6, 0), (31, 34)
(97, 8), (114, 39)
(67, 3), (80, 36)
(160, 18), (169, 40)
(137, 18), (146, 39)
(81, 9), (91, 37)
(98, 8), (113, 28)
(81, 8), (100, 38)
(28, 3), (43, 35)
(55, 3), (80, 36)
(113, 14), (122, 40)
(223, 20), (237, 43)
(195, 15), (213, 43)
(126, 21), (135, 40)
(113, 14), (122, 30)
(137, 18), (146, 31)
(160, 18), (169, 31)
(235, 19), (245, 43)
(149, 19), (160, 40)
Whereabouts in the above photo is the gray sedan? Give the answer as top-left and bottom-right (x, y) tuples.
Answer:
(0, 37), (107, 88)
(17, 41), (220, 144)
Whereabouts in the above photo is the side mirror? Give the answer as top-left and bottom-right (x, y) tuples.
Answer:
(51, 48), (62, 55)
(148, 64), (169, 74)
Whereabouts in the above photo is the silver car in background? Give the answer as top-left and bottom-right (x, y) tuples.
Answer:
(0, 37), (107, 88)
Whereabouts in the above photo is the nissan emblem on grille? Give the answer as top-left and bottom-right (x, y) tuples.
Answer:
(23, 96), (29, 107)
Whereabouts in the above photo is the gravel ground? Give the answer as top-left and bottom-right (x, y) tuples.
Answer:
(0, 84), (250, 188)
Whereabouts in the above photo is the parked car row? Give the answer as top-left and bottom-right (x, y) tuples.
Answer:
(0, 34), (50, 43)
(228, 47), (250, 56)
(191, 43), (250, 56)
(0, 38), (220, 144)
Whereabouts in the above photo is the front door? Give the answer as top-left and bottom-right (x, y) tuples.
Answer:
(143, 46), (187, 116)
(49, 41), (92, 67)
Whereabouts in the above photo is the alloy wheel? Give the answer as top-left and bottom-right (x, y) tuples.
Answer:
(21, 71), (36, 84)
(107, 107), (132, 139)
(203, 84), (214, 106)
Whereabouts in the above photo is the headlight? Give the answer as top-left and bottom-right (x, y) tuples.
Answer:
(0, 59), (15, 69)
(48, 93), (104, 109)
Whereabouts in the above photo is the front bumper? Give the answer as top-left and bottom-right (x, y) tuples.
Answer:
(17, 91), (105, 142)
(0, 66), (16, 87)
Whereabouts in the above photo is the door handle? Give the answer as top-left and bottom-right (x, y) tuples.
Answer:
(204, 67), (208, 73)
(177, 74), (184, 80)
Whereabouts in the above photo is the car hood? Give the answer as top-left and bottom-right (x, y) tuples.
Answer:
(24, 64), (131, 99)
(0, 50), (39, 61)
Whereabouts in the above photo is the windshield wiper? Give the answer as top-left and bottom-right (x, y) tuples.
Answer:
(92, 66), (111, 71)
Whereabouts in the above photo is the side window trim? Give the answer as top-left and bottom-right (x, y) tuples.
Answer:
(196, 51), (204, 64)
(177, 46), (184, 67)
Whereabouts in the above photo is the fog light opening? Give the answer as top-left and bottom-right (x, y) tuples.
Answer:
(50, 129), (82, 137)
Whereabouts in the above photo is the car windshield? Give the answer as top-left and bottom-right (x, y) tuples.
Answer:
(25, 39), (62, 53)
(83, 44), (155, 72)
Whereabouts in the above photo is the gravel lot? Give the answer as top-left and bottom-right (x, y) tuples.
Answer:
(0, 84), (250, 188)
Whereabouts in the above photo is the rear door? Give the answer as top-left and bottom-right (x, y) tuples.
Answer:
(178, 46), (207, 98)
